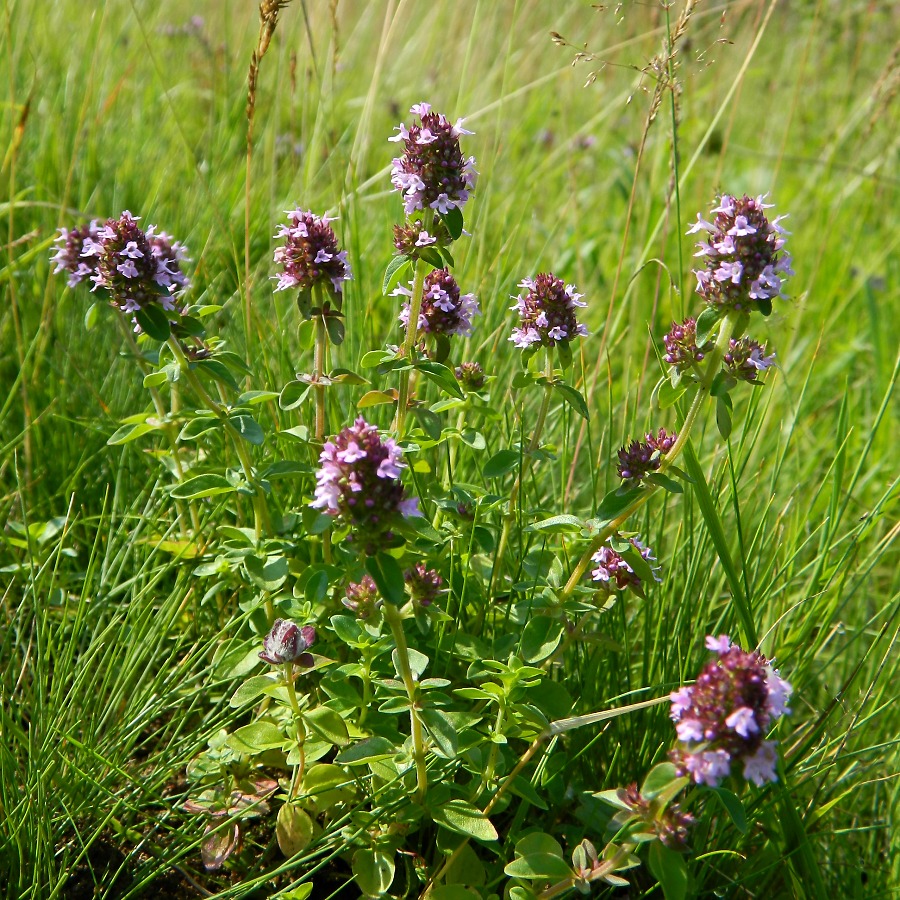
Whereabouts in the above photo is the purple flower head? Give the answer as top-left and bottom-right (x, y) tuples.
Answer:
(723, 337), (777, 383)
(663, 317), (714, 373)
(616, 428), (677, 482)
(669, 636), (793, 787)
(89, 211), (189, 317)
(689, 193), (792, 313)
(590, 537), (661, 595)
(389, 104), (476, 216)
(343, 575), (380, 619)
(455, 361), (486, 391)
(395, 268), (479, 338)
(273, 209), (351, 296)
(259, 619), (316, 666)
(50, 220), (102, 287)
(311, 417), (421, 553)
(509, 273), (589, 349)
(392, 217), (452, 257)
(615, 784), (695, 851)
(147, 226), (191, 292)
(404, 563), (444, 608)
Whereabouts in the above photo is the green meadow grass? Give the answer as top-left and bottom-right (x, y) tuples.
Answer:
(1, 0), (898, 897)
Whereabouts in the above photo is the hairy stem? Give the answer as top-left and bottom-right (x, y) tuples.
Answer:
(118, 321), (202, 537)
(283, 663), (307, 800)
(490, 350), (555, 597)
(558, 311), (740, 602)
(383, 601), (428, 802)
(394, 212), (434, 435)
(167, 337), (271, 539)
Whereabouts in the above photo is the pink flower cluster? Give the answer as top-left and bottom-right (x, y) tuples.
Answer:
(689, 194), (793, 312)
(312, 417), (421, 552)
(389, 103), (477, 216)
(590, 537), (660, 595)
(663, 317), (713, 374)
(723, 337), (777, 383)
(343, 575), (381, 619)
(616, 428), (677, 482)
(52, 212), (190, 320)
(273, 209), (351, 296)
(669, 635), (793, 787)
(394, 268), (479, 337)
(509, 273), (588, 349)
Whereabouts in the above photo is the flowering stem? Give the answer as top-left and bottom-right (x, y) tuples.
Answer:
(312, 306), (333, 564)
(490, 350), (555, 598)
(313, 306), (328, 444)
(167, 337), (271, 540)
(558, 311), (740, 602)
(394, 212), (434, 435)
(118, 321), (203, 538)
(283, 663), (307, 800)
(382, 601), (428, 802)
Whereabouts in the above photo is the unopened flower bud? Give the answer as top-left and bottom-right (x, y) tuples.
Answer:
(259, 619), (316, 666)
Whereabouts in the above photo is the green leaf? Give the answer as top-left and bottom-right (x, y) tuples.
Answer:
(238, 390), (281, 405)
(430, 888), (480, 900)
(716, 392), (733, 440)
(280, 380), (311, 410)
(134, 304), (171, 341)
(431, 800), (498, 842)
(418, 246), (445, 269)
(459, 429), (485, 450)
(178, 416), (221, 441)
(297, 317), (316, 348)
(504, 854), (573, 881)
(414, 407), (443, 441)
(353, 849), (395, 897)
(417, 361), (465, 399)
(648, 842), (688, 900)
(142, 371), (168, 388)
(552, 381), (589, 419)
(107, 421), (159, 445)
(515, 833), (564, 858)
(325, 315), (345, 346)
(195, 358), (240, 391)
(170, 474), (235, 500)
(243, 555), (289, 592)
(556, 339), (573, 371)
(304, 706), (350, 746)
(695, 305), (721, 346)
(335, 736), (397, 766)
(277, 803), (314, 858)
(641, 762), (680, 799)
(366, 553), (406, 605)
(441, 206), (464, 240)
(231, 414), (265, 445)
(383, 256), (412, 295)
(329, 368), (369, 386)
(712, 787), (748, 834)
(260, 460), (309, 480)
(227, 721), (286, 753)
(358, 390), (397, 409)
(360, 350), (395, 369)
(646, 472), (684, 494)
(521, 616), (564, 663)
(421, 708), (459, 758)
(229, 674), (275, 707)
(483, 449), (520, 479)
(84, 302), (99, 331)
(595, 485), (643, 526)
(524, 514), (584, 534)
(652, 376), (689, 411)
